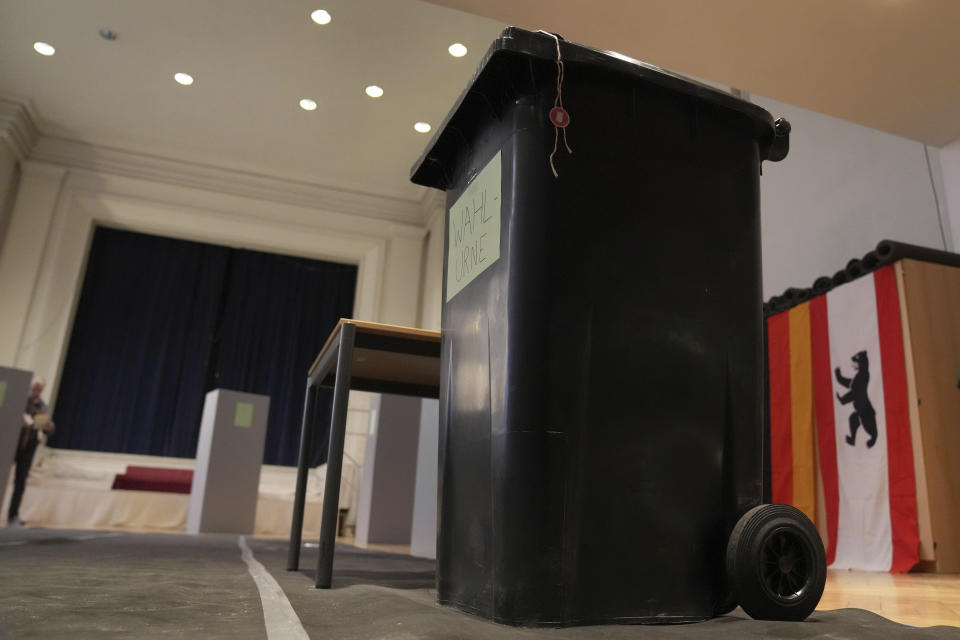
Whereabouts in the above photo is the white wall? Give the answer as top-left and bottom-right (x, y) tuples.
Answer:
(380, 231), (424, 327)
(0, 99), (37, 251)
(754, 95), (952, 298)
(938, 137), (960, 251)
(0, 145), (19, 250)
(0, 162), (67, 366)
(418, 197), (445, 331)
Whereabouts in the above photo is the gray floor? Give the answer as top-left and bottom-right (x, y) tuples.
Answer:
(1, 527), (957, 639)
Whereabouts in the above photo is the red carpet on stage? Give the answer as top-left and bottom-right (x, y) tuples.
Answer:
(111, 466), (193, 494)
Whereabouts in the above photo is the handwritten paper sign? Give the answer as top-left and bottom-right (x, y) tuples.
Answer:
(234, 401), (254, 428)
(446, 151), (501, 302)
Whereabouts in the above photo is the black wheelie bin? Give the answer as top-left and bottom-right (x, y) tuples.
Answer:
(411, 27), (824, 626)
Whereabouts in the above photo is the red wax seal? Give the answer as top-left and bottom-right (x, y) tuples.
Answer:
(549, 106), (570, 128)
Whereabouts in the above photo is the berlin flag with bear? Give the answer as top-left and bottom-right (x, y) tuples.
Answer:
(767, 265), (919, 572)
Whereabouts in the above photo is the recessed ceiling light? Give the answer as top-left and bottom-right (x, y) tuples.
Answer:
(310, 9), (331, 25)
(174, 72), (194, 86)
(33, 41), (56, 56)
(414, 122), (431, 133)
(299, 98), (318, 111)
(448, 43), (468, 58)
(365, 85), (383, 98)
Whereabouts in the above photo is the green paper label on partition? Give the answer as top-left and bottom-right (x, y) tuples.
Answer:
(0, 381), (6, 408)
(234, 402), (254, 428)
(446, 151), (501, 302)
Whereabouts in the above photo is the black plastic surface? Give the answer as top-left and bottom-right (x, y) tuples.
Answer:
(414, 27), (783, 626)
(412, 27), (784, 190)
(875, 239), (960, 269)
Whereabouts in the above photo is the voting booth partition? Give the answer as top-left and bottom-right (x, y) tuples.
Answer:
(410, 398), (440, 559)
(354, 394), (421, 547)
(411, 27), (820, 626)
(766, 251), (960, 575)
(353, 395), (440, 557)
(187, 389), (269, 535)
(0, 367), (33, 510)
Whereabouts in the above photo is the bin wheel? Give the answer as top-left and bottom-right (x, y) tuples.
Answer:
(726, 504), (826, 621)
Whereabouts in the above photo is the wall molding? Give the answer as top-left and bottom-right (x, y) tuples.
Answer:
(0, 98), (40, 160)
(29, 135), (432, 226)
(419, 187), (445, 223)
(17, 181), (387, 398)
(0, 94), (440, 227)
(58, 166), (425, 243)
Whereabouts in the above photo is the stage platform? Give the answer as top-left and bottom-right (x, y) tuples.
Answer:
(2, 446), (358, 537)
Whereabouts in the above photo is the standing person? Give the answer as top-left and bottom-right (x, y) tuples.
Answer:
(7, 376), (55, 527)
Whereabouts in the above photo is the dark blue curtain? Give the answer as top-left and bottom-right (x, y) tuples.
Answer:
(51, 227), (229, 455)
(212, 249), (356, 466)
(52, 227), (357, 466)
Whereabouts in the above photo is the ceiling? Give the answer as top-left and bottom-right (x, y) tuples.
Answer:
(2, 0), (958, 210)
(427, 0), (960, 147)
(0, 0), (504, 204)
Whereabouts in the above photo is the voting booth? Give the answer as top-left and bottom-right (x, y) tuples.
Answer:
(764, 243), (960, 575)
(0, 367), (33, 508)
(410, 399), (439, 559)
(354, 394), (422, 547)
(187, 389), (269, 535)
(411, 28), (820, 625)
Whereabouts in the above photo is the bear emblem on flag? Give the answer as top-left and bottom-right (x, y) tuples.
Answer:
(834, 350), (878, 448)
(767, 265), (920, 571)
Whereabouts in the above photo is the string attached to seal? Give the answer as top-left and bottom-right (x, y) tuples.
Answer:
(538, 30), (572, 178)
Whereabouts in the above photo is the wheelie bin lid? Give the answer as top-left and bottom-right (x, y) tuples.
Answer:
(411, 27), (787, 190)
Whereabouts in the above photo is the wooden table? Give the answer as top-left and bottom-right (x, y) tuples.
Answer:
(286, 319), (441, 588)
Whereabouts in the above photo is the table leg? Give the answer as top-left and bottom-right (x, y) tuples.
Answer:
(315, 322), (355, 588)
(287, 380), (318, 571)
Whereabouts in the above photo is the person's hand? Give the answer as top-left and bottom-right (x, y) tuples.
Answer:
(42, 420), (55, 433)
